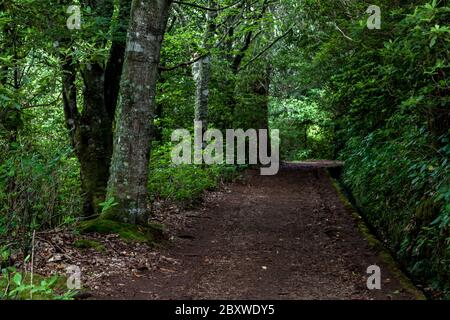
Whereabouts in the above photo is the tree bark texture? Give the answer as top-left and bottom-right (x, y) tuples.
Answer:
(105, 0), (172, 225)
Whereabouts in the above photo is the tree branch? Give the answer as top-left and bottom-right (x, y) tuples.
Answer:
(334, 23), (354, 42)
(160, 53), (207, 72)
(238, 28), (293, 72)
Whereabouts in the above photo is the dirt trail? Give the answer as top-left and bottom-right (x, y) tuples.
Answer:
(95, 163), (419, 300)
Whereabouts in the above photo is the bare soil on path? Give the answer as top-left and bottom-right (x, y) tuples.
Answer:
(94, 162), (419, 300)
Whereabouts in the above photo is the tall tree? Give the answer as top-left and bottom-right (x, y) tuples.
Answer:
(60, 0), (131, 217)
(222, 0), (271, 129)
(192, 0), (217, 135)
(104, 0), (173, 225)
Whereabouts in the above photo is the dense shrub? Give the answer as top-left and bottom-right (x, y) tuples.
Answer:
(325, 2), (450, 292)
(148, 143), (240, 205)
(269, 92), (334, 160)
(0, 139), (82, 250)
(342, 129), (449, 289)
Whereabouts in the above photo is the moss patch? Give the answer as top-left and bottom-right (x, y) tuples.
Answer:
(77, 218), (165, 245)
(326, 169), (427, 300)
(74, 239), (105, 252)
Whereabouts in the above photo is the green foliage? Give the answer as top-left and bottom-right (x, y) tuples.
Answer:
(99, 197), (119, 214)
(299, 1), (450, 293)
(0, 0), (83, 258)
(0, 141), (82, 259)
(148, 143), (239, 205)
(342, 130), (449, 288)
(0, 267), (75, 300)
(269, 91), (334, 160)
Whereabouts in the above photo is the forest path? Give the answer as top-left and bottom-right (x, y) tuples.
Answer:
(95, 162), (418, 300)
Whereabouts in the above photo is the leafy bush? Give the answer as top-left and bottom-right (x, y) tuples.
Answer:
(148, 143), (239, 205)
(269, 91), (334, 160)
(0, 94), (82, 257)
(0, 268), (74, 300)
(325, 2), (450, 293)
(342, 129), (449, 289)
(0, 141), (82, 251)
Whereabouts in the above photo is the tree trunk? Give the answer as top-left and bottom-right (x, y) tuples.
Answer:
(251, 65), (271, 160)
(60, 0), (131, 217)
(61, 57), (113, 217)
(193, 0), (217, 134)
(105, 0), (172, 225)
(251, 65), (271, 131)
(193, 56), (211, 132)
(78, 63), (114, 216)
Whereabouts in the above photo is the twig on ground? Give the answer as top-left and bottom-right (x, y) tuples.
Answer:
(30, 230), (35, 300)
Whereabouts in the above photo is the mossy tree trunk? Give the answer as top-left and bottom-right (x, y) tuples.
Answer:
(105, 0), (172, 225)
(61, 0), (131, 217)
(62, 57), (115, 217)
(78, 63), (115, 216)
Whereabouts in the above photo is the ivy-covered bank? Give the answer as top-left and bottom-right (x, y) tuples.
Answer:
(269, 0), (450, 296)
(310, 2), (450, 294)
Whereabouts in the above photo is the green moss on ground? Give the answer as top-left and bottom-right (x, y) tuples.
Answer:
(77, 218), (165, 245)
(326, 169), (427, 300)
(74, 239), (106, 252)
